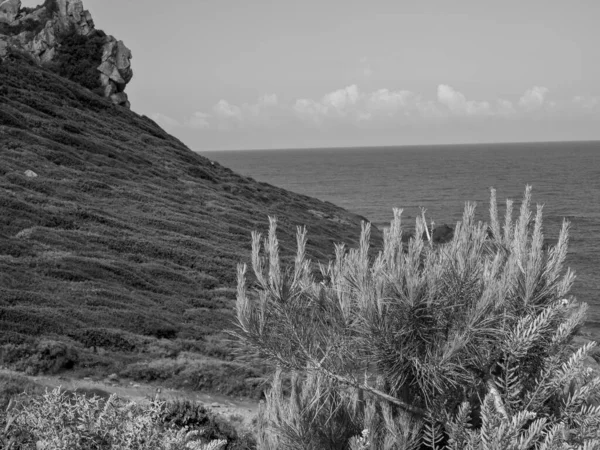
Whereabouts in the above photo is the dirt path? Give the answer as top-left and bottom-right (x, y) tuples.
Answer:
(0, 369), (259, 428)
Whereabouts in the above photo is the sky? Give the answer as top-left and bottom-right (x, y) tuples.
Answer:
(22, 0), (600, 150)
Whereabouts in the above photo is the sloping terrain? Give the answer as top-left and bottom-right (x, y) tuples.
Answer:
(0, 54), (381, 397)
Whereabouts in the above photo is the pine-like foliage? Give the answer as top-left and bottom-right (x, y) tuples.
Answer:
(233, 187), (600, 449)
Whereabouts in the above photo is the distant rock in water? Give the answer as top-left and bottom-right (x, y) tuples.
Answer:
(401, 224), (455, 245)
(0, 0), (132, 108)
(430, 224), (454, 244)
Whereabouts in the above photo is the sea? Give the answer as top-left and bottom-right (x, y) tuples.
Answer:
(203, 141), (600, 332)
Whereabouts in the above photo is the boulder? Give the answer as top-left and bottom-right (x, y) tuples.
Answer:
(0, 0), (20, 24)
(431, 224), (454, 244)
(98, 38), (132, 100)
(0, 0), (131, 108)
(110, 92), (130, 109)
(24, 169), (38, 178)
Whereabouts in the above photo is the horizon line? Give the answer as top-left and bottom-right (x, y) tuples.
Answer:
(197, 138), (600, 153)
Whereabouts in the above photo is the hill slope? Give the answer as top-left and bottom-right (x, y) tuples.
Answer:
(0, 55), (381, 397)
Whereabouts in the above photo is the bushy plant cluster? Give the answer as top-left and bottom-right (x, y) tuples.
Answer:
(49, 27), (107, 93)
(1, 387), (228, 449)
(234, 187), (600, 449)
(43, 0), (59, 16)
(0, 19), (45, 36)
(160, 399), (256, 449)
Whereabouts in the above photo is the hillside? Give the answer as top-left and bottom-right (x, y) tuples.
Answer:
(0, 54), (381, 398)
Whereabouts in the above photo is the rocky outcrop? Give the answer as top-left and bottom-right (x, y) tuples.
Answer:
(0, 0), (132, 107)
(99, 38), (133, 108)
(0, 0), (20, 23)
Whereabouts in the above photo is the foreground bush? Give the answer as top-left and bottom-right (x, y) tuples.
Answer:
(1, 388), (227, 449)
(233, 187), (600, 449)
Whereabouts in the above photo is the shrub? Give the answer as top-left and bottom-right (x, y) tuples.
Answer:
(50, 27), (106, 91)
(2, 387), (228, 449)
(233, 187), (600, 449)
(0, 107), (28, 129)
(0, 339), (78, 375)
(73, 327), (137, 352)
(159, 399), (256, 449)
(43, 0), (59, 16)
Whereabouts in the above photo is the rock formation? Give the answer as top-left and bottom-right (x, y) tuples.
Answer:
(0, 0), (21, 23)
(0, 0), (132, 107)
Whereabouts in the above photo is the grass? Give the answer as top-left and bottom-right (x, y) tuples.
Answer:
(0, 57), (380, 398)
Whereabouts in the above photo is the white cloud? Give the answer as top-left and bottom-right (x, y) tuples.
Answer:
(518, 86), (549, 111)
(293, 98), (328, 123)
(367, 89), (414, 115)
(437, 85), (491, 116)
(213, 100), (242, 120)
(243, 94), (278, 119)
(496, 99), (516, 116)
(151, 113), (180, 132)
(322, 85), (360, 112)
(294, 85), (360, 122)
(187, 112), (210, 129)
(417, 99), (446, 119)
(172, 84), (599, 132)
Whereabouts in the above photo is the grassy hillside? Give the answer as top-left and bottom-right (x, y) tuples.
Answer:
(0, 53), (381, 398)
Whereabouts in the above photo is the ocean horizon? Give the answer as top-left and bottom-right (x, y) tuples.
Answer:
(204, 140), (600, 331)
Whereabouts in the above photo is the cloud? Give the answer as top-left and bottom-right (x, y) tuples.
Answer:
(437, 85), (491, 116)
(294, 85), (360, 122)
(322, 85), (360, 112)
(168, 84), (599, 133)
(187, 112), (210, 129)
(293, 98), (328, 123)
(496, 99), (516, 116)
(243, 94), (279, 120)
(367, 89), (414, 115)
(150, 113), (181, 132)
(518, 86), (549, 111)
(213, 100), (242, 120)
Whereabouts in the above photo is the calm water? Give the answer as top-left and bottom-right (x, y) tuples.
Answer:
(203, 141), (600, 329)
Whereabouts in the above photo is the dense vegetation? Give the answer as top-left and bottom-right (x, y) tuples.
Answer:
(49, 27), (107, 93)
(0, 376), (255, 449)
(234, 188), (600, 449)
(0, 57), (375, 398)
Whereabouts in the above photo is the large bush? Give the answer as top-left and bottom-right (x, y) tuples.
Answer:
(233, 187), (600, 449)
(50, 27), (106, 93)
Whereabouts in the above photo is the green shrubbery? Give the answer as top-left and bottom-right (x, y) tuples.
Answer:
(43, 0), (59, 16)
(49, 27), (106, 92)
(234, 187), (600, 449)
(1, 388), (229, 449)
(160, 399), (256, 449)
(0, 339), (78, 375)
